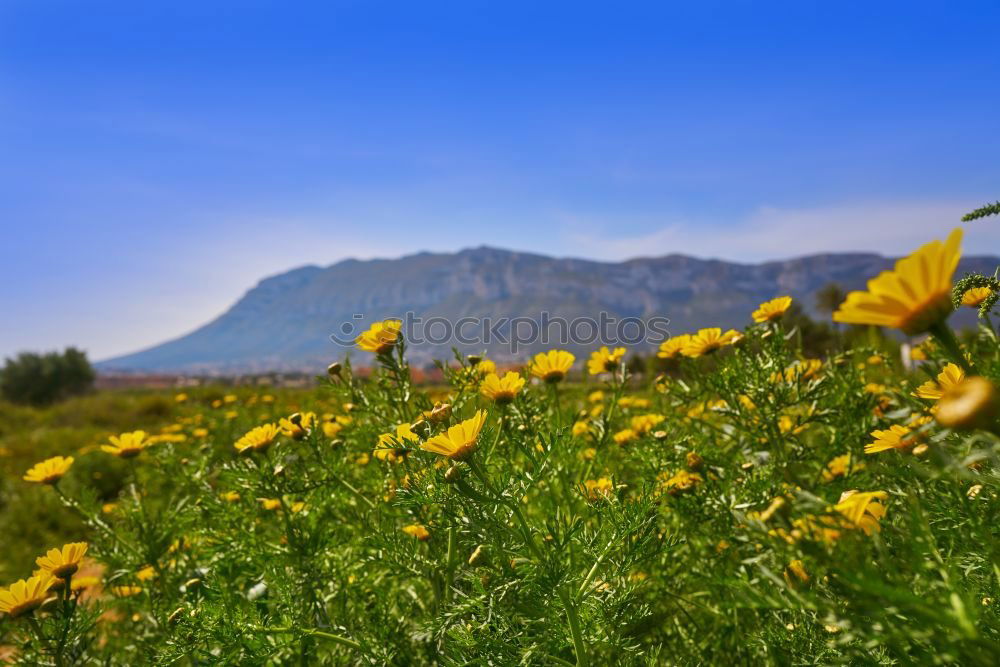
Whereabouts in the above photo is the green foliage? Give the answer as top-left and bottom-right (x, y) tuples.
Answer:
(953, 273), (1000, 319)
(0, 347), (95, 406)
(962, 201), (1000, 222)
(3, 317), (1000, 664)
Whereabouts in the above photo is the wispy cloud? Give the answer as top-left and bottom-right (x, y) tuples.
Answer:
(565, 201), (1000, 262)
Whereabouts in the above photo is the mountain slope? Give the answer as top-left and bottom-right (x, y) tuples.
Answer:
(98, 247), (999, 373)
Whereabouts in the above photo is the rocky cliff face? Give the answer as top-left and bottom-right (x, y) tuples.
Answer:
(97, 247), (999, 373)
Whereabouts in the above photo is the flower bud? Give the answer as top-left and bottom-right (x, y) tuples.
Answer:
(468, 544), (489, 567)
(327, 362), (342, 377)
(429, 402), (452, 423)
(168, 607), (186, 625)
(467, 354), (483, 366)
(936, 376), (1000, 431)
(444, 464), (463, 484)
(685, 451), (704, 471)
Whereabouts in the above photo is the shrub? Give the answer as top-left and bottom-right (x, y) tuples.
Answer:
(0, 348), (95, 406)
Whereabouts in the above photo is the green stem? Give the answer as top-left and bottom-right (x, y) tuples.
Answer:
(255, 626), (361, 650)
(56, 572), (75, 665)
(485, 410), (506, 463)
(595, 369), (626, 451)
(508, 501), (545, 562)
(928, 321), (974, 374)
(575, 550), (608, 603)
(551, 383), (563, 430)
(308, 629), (362, 650)
(557, 587), (590, 667)
(983, 312), (999, 343)
(333, 474), (376, 509)
(443, 524), (457, 606)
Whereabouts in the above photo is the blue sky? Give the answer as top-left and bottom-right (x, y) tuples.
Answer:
(2, 1), (999, 360)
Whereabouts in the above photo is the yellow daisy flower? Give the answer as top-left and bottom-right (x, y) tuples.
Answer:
(864, 424), (916, 454)
(23, 456), (74, 485)
(659, 470), (703, 495)
(629, 413), (665, 434)
(374, 423), (419, 462)
(480, 371), (525, 404)
(0, 574), (55, 618)
(356, 319), (403, 354)
(832, 490), (888, 535)
(961, 286), (992, 307)
(833, 229), (962, 334)
(473, 358), (497, 376)
(529, 350), (575, 383)
(936, 376), (1000, 431)
(234, 423), (280, 455)
(322, 419), (343, 438)
(420, 410), (488, 460)
(583, 478), (614, 500)
(279, 412), (316, 439)
(682, 328), (741, 357)
(259, 498), (282, 511)
(402, 524), (430, 541)
(821, 454), (863, 482)
(771, 359), (823, 383)
(587, 346), (625, 375)
(612, 428), (637, 445)
(656, 334), (692, 360)
(36, 542), (88, 578)
(101, 431), (150, 459)
(752, 296), (793, 323)
(912, 363), (965, 400)
(70, 575), (101, 593)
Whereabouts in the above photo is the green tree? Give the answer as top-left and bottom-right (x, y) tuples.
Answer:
(0, 347), (95, 405)
(814, 281), (846, 317)
(783, 302), (841, 357)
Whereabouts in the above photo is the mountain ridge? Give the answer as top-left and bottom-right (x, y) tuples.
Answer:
(97, 245), (1000, 373)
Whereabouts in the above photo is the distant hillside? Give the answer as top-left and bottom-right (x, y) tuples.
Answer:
(97, 246), (999, 373)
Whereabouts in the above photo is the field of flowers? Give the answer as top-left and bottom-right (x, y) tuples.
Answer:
(2, 226), (1000, 665)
